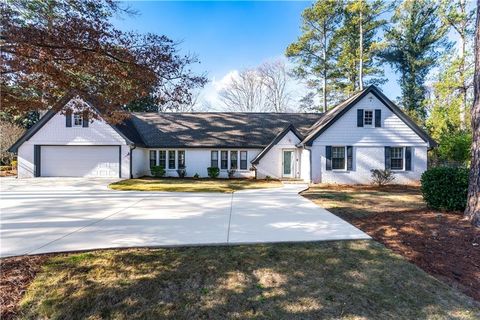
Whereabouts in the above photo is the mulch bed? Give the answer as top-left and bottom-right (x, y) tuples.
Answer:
(0, 255), (48, 320)
(347, 210), (480, 301)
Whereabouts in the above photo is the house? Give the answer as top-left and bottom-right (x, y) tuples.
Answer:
(8, 85), (436, 184)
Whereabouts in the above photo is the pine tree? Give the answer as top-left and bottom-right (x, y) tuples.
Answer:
(335, 0), (390, 95)
(439, 0), (476, 130)
(380, 0), (449, 124)
(286, 0), (343, 112)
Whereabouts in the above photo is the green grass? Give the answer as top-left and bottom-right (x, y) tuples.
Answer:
(19, 241), (479, 319)
(109, 177), (283, 193)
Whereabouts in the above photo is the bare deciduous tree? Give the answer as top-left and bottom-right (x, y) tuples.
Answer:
(219, 61), (294, 112)
(219, 69), (268, 112)
(0, 121), (24, 165)
(258, 61), (292, 112)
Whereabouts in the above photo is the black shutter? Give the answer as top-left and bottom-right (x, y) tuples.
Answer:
(326, 146), (332, 171)
(405, 147), (412, 171)
(357, 109), (364, 127)
(82, 111), (89, 127)
(375, 109), (381, 127)
(385, 147), (391, 170)
(34, 145), (41, 177)
(347, 146), (353, 171)
(65, 110), (72, 127)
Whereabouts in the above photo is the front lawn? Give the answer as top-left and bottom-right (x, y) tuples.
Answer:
(109, 177), (283, 193)
(302, 184), (480, 302)
(9, 241), (480, 319)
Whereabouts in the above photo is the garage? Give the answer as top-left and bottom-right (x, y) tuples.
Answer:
(39, 146), (121, 177)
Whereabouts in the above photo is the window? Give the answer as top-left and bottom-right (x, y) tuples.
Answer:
(73, 114), (83, 127)
(168, 150), (176, 169)
(211, 151), (218, 168)
(391, 147), (404, 170)
(364, 110), (373, 127)
(240, 151), (248, 170)
(159, 150), (166, 168)
(332, 146), (346, 170)
(230, 151), (238, 169)
(149, 150), (157, 168)
(221, 151), (228, 169)
(177, 150), (185, 169)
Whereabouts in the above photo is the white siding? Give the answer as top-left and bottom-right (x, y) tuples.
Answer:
(311, 146), (427, 184)
(309, 92), (429, 184)
(255, 131), (302, 179)
(17, 99), (130, 178)
(132, 148), (148, 178)
(312, 92), (428, 147)
(144, 148), (262, 178)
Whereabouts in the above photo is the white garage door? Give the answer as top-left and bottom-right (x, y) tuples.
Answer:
(41, 146), (120, 177)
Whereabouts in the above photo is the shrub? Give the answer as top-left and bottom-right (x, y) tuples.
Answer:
(370, 169), (395, 186)
(227, 169), (236, 179)
(207, 167), (219, 178)
(420, 167), (469, 211)
(193, 173), (200, 179)
(176, 168), (186, 178)
(265, 175), (272, 180)
(150, 165), (165, 178)
(10, 160), (17, 168)
(0, 165), (12, 171)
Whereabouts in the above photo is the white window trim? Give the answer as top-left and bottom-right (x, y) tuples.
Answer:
(331, 146), (347, 171)
(220, 150), (228, 171)
(239, 150), (248, 171)
(73, 114), (83, 127)
(363, 109), (374, 128)
(390, 146), (405, 171)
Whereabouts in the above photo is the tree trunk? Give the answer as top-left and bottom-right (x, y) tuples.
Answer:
(322, 24), (328, 113)
(464, 0), (480, 227)
(358, 0), (364, 91)
(459, 0), (467, 130)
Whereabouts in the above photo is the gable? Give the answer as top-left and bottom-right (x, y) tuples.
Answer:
(303, 86), (436, 148)
(9, 96), (132, 153)
(251, 126), (302, 165)
(310, 93), (428, 146)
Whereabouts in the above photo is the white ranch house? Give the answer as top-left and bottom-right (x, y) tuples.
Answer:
(9, 85), (436, 184)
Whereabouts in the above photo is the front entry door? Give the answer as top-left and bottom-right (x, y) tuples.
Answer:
(282, 150), (294, 178)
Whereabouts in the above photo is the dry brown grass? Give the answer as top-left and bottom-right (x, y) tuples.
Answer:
(16, 241), (480, 319)
(302, 184), (480, 302)
(109, 177), (283, 193)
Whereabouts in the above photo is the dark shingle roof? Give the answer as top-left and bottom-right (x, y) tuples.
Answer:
(120, 112), (322, 148)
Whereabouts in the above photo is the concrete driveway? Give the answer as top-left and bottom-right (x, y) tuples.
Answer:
(0, 178), (369, 257)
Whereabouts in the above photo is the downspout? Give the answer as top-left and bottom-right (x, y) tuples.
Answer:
(129, 145), (136, 179)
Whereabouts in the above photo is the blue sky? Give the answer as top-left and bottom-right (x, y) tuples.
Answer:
(112, 1), (408, 110)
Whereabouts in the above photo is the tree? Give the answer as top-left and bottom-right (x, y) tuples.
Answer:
(219, 69), (268, 112)
(286, 0), (343, 112)
(258, 60), (292, 112)
(439, 0), (476, 130)
(380, 0), (449, 124)
(335, 0), (389, 95)
(219, 61), (294, 112)
(1, 0), (207, 123)
(464, 0), (480, 227)
(0, 121), (24, 165)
